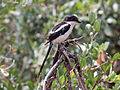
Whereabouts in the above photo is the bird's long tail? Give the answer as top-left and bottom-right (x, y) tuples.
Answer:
(37, 43), (53, 82)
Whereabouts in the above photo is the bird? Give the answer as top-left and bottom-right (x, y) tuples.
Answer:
(37, 15), (81, 79)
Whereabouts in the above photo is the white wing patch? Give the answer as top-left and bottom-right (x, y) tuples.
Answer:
(50, 24), (69, 34)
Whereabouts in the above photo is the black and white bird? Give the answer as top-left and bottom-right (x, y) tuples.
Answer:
(38, 15), (81, 78)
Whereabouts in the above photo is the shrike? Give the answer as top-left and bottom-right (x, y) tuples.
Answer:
(38, 15), (81, 78)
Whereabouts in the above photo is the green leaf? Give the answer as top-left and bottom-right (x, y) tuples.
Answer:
(52, 80), (57, 88)
(86, 56), (92, 66)
(80, 57), (85, 67)
(89, 12), (95, 24)
(107, 0), (114, 6)
(59, 75), (65, 85)
(76, 1), (83, 10)
(27, 81), (34, 90)
(101, 43), (105, 51)
(112, 53), (120, 61)
(94, 20), (100, 31)
(8, 82), (15, 90)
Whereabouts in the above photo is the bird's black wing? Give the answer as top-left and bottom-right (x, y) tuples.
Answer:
(52, 21), (67, 32)
(48, 24), (71, 42)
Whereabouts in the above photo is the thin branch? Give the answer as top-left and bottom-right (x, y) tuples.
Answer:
(64, 60), (72, 90)
(43, 58), (63, 90)
(90, 61), (108, 71)
(91, 76), (103, 90)
(62, 50), (87, 90)
(5, 60), (15, 70)
(70, 54), (88, 90)
(74, 41), (83, 51)
(64, 36), (84, 47)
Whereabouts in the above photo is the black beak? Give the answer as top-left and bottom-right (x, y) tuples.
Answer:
(77, 20), (81, 23)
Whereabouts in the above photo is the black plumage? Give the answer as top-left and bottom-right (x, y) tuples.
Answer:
(48, 23), (71, 42)
(52, 21), (67, 32)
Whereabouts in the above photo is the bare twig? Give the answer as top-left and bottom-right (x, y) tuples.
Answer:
(43, 58), (63, 90)
(90, 61), (108, 71)
(70, 54), (88, 90)
(91, 76), (103, 90)
(104, 51), (111, 63)
(5, 60), (15, 70)
(62, 49), (87, 90)
(64, 36), (84, 47)
(64, 60), (72, 90)
(40, 37), (86, 89)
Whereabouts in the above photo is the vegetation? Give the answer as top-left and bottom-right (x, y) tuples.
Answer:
(0, 0), (120, 89)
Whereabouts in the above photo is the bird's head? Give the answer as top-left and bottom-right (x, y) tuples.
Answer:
(63, 15), (81, 23)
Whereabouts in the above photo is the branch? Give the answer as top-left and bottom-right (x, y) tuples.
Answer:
(43, 58), (63, 90)
(64, 59), (72, 90)
(61, 48), (87, 90)
(5, 60), (15, 70)
(91, 76), (103, 90)
(70, 54), (88, 90)
(90, 61), (108, 71)
(64, 36), (84, 47)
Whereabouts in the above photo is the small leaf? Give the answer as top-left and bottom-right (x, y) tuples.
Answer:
(27, 81), (34, 89)
(41, 2), (46, 6)
(71, 70), (75, 78)
(97, 52), (102, 64)
(104, 42), (110, 51)
(112, 53), (120, 61)
(59, 75), (65, 85)
(52, 80), (57, 87)
(94, 20), (100, 31)
(86, 56), (92, 66)
(101, 43), (105, 51)
(89, 12), (95, 24)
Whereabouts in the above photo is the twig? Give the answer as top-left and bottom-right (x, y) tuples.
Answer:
(43, 58), (63, 90)
(90, 61), (108, 71)
(64, 36), (84, 47)
(5, 60), (15, 70)
(70, 54), (88, 90)
(74, 41), (83, 51)
(91, 76), (103, 90)
(62, 49), (86, 90)
(64, 60), (72, 90)
(104, 51), (111, 63)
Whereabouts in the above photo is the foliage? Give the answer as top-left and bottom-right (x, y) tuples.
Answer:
(0, 0), (120, 89)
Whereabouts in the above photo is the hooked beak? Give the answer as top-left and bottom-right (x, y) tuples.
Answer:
(77, 20), (81, 23)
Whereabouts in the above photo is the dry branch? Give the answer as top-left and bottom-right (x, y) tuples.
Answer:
(61, 45), (87, 90)
(39, 37), (87, 89)
(70, 54), (88, 90)
(64, 58), (72, 90)
(91, 76), (103, 90)
(43, 58), (63, 90)
(90, 61), (108, 71)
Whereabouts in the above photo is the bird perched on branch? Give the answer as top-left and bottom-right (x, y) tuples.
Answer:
(37, 15), (81, 80)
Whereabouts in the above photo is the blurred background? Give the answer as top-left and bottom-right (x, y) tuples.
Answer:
(0, 0), (120, 89)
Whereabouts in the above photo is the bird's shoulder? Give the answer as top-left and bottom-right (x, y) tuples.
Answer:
(52, 21), (68, 32)
(47, 22), (71, 41)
